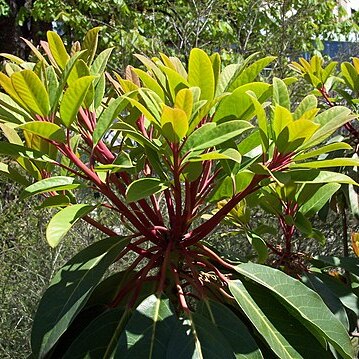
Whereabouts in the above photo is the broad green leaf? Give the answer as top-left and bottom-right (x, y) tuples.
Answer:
(134, 54), (166, 88)
(234, 263), (354, 359)
(187, 148), (241, 163)
(273, 77), (290, 110)
(37, 194), (70, 209)
(210, 170), (254, 201)
(229, 280), (303, 359)
(160, 105), (188, 143)
(0, 91), (31, 122)
(188, 48), (215, 101)
(272, 105), (293, 138)
(0, 162), (30, 186)
(20, 176), (83, 199)
(63, 307), (129, 359)
(11, 70), (50, 117)
(115, 294), (176, 358)
(126, 178), (169, 203)
(133, 68), (165, 101)
(248, 94), (268, 150)
(210, 52), (221, 90)
(312, 272), (359, 317)
(123, 95), (159, 125)
(93, 97), (127, 145)
(341, 62), (359, 92)
(51, 50), (88, 113)
(0, 142), (53, 162)
(47, 31), (70, 70)
(313, 256), (359, 278)
(31, 236), (129, 357)
(46, 204), (95, 247)
(183, 120), (253, 153)
(246, 232), (268, 263)
(303, 106), (353, 149)
(67, 59), (90, 85)
(111, 122), (160, 152)
(91, 48), (114, 75)
(160, 65), (189, 102)
(169, 56), (188, 78)
(275, 169), (358, 186)
(198, 300), (263, 359)
(232, 280), (333, 359)
(60, 76), (95, 127)
(18, 121), (65, 143)
(302, 273), (349, 329)
(294, 142), (352, 161)
(0, 123), (22, 144)
(166, 312), (235, 359)
(214, 83), (270, 123)
(299, 183), (341, 216)
(175, 88), (193, 120)
(293, 95), (318, 120)
(94, 73), (106, 109)
(0, 72), (29, 110)
(82, 26), (102, 65)
(292, 157), (359, 169)
(228, 56), (276, 92)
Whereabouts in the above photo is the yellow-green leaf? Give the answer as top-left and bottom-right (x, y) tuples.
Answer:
(175, 88), (193, 120)
(60, 76), (95, 127)
(161, 105), (188, 143)
(11, 70), (50, 117)
(47, 31), (70, 70)
(188, 48), (215, 101)
(19, 121), (66, 143)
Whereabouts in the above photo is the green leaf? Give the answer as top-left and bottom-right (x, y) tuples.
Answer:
(299, 183), (341, 216)
(294, 142), (352, 161)
(275, 169), (358, 186)
(126, 178), (169, 203)
(47, 31), (70, 70)
(93, 97), (127, 145)
(188, 48), (215, 101)
(115, 294), (176, 358)
(133, 68), (165, 101)
(303, 106), (353, 149)
(37, 194), (70, 209)
(214, 83), (270, 123)
(273, 77), (290, 110)
(187, 148), (241, 163)
(46, 204), (95, 247)
(341, 62), (359, 92)
(183, 120), (253, 153)
(11, 70), (50, 117)
(160, 105), (188, 143)
(246, 232), (268, 263)
(231, 279), (333, 359)
(313, 256), (359, 278)
(91, 48), (114, 75)
(31, 236), (129, 358)
(229, 280), (303, 359)
(293, 95), (318, 120)
(60, 76), (95, 127)
(292, 157), (359, 169)
(82, 26), (102, 65)
(175, 88), (193, 120)
(20, 176), (83, 199)
(0, 162), (30, 186)
(227, 56), (276, 91)
(63, 307), (129, 359)
(302, 273), (349, 329)
(166, 312), (235, 359)
(18, 121), (65, 143)
(0, 142), (54, 162)
(233, 263), (354, 359)
(198, 300), (263, 359)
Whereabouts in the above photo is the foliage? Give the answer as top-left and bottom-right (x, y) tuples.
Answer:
(0, 29), (359, 358)
(2, 1), (359, 70)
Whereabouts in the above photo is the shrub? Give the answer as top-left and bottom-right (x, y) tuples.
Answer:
(0, 29), (358, 358)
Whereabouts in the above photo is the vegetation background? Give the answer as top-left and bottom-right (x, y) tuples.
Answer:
(1, 0), (359, 357)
